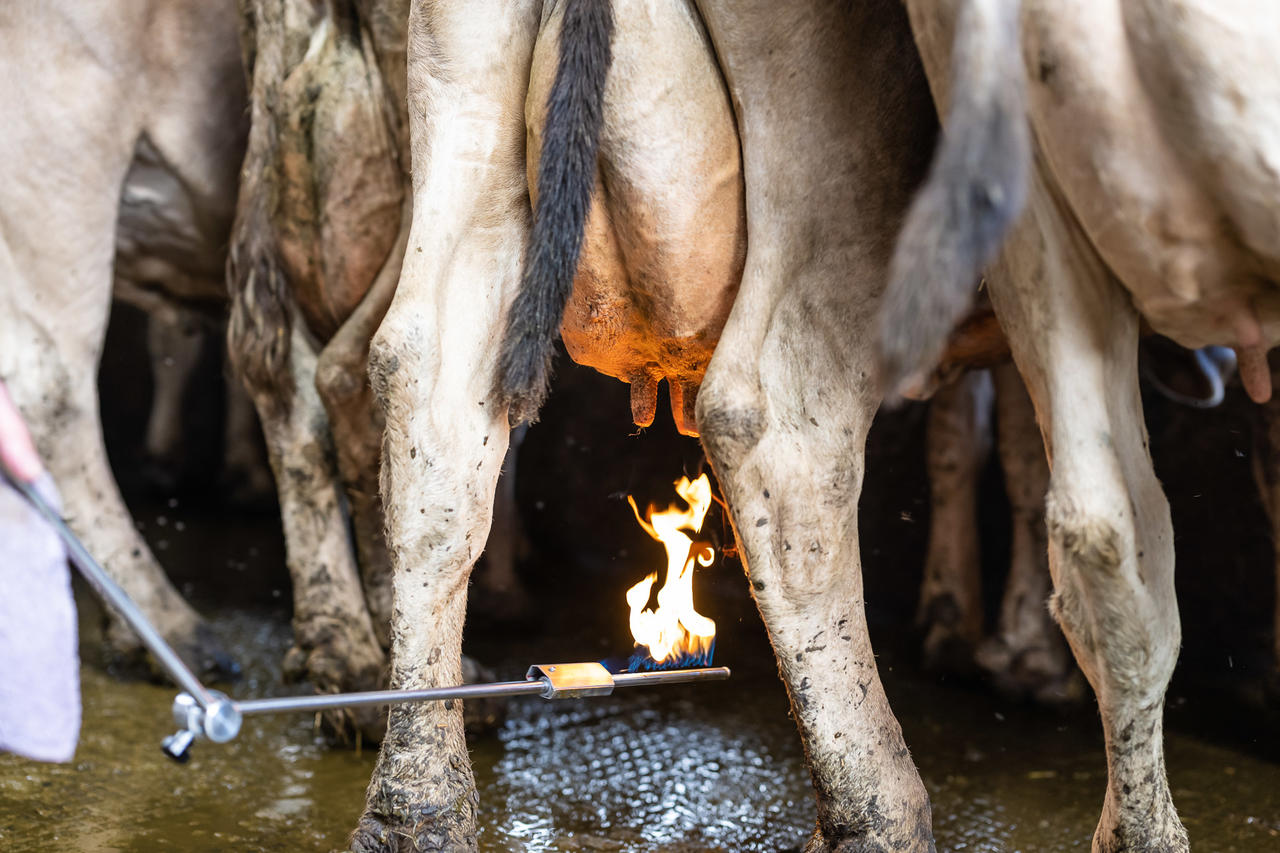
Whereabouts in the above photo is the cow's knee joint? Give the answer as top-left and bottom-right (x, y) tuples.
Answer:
(368, 324), (415, 415)
(697, 384), (766, 466)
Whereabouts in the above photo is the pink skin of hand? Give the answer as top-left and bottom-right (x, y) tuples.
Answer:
(0, 382), (43, 483)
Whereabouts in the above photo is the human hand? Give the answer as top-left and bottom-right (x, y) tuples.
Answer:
(0, 381), (42, 483)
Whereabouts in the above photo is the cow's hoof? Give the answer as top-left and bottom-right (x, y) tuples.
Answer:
(975, 637), (1082, 705)
(919, 594), (979, 677)
(220, 465), (277, 512)
(348, 782), (481, 853)
(281, 635), (387, 745)
(103, 615), (240, 683)
(348, 814), (479, 853)
(921, 624), (978, 678)
(804, 821), (935, 853)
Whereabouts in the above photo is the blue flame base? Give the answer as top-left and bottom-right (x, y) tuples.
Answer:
(624, 641), (715, 673)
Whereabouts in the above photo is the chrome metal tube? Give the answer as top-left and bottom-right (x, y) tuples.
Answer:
(2, 466), (216, 710)
(236, 679), (548, 715)
(612, 667), (732, 688)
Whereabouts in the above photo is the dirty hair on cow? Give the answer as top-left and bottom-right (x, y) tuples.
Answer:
(498, 0), (615, 425)
(227, 0), (298, 410)
(876, 0), (1029, 401)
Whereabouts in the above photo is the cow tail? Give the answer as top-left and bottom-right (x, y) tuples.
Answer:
(498, 0), (615, 425)
(876, 0), (1029, 401)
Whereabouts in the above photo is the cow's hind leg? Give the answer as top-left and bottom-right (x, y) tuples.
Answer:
(141, 305), (207, 490)
(348, 2), (537, 849)
(0, 11), (229, 676)
(1250, 375), (1280, 703)
(975, 362), (1079, 703)
(3, 298), (229, 676)
(919, 369), (992, 672)
(229, 154), (385, 742)
(314, 204), (407, 648)
(229, 312), (387, 741)
(697, 1), (938, 849)
(991, 168), (1187, 851)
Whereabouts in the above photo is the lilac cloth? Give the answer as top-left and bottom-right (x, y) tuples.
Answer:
(0, 473), (80, 762)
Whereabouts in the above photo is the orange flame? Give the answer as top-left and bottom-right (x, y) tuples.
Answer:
(625, 474), (716, 668)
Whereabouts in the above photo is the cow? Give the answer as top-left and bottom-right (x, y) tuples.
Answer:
(346, 1), (944, 850)
(878, 0), (1280, 849)
(227, 0), (408, 740)
(0, 0), (246, 675)
(228, 0), (530, 740)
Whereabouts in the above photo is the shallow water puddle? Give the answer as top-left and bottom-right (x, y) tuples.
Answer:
(2, 606), (1278, 852)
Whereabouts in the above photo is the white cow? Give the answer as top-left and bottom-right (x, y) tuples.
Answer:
(350, 0), (941, 850)
(0, 0), (245, 673)
(880, 1), (1280, 849)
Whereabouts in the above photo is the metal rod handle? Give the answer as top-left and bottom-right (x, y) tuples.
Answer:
(233, 665), (731, 716)
(236, 679), (548, 715)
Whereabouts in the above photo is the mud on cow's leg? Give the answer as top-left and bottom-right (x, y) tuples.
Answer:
(975, 362), (1079, 703)
(230, 316), (387, 740)
(990, 168), (1187, 851)
(314, 204), (408, 650)
(695, 2), (938, 848)
(348, 2), (537, 850)
(919, 369), (993, 672)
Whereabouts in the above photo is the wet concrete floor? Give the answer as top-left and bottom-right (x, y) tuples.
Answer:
(1, 496), (1278, 852)
(3, 324), (1279, 851)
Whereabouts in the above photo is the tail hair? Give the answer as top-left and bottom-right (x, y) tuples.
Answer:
(877, 0), (1029, 401)
(498, 0), (615, 425)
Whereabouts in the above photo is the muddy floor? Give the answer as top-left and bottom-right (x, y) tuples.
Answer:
(2, 310), (1279, 851)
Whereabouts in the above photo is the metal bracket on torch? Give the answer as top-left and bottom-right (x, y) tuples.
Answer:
(2, 460), (730, 765)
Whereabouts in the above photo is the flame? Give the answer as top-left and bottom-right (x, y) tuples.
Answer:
(625, 474), (716, 670)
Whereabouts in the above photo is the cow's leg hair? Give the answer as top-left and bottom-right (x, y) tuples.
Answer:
(991, 166), (1187, 852)
(975, 361), (1080, 703)
(919, 369), (992, 672)
(697, 1), (937, 849)
(142, 306), (206, 487)
(315, 201), (409, 650)
(348, 3), (537, 849)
